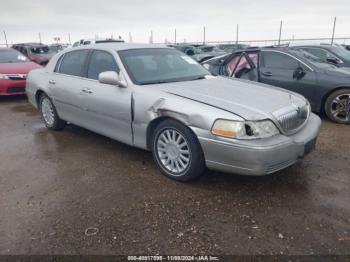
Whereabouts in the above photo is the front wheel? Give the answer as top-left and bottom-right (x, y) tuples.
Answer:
(151, 119), (206, 182)
(325, 89), (350, 124)
(39, 94), (66, 130)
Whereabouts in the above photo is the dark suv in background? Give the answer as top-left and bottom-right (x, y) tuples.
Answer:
(12, 43), (54, 66)
(202, 47), (350, 124)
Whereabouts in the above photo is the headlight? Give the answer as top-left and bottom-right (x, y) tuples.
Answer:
(0, 74), (9, 79)
(211, 119), (279, 139)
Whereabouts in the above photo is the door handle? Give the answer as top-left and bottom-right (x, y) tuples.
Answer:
(81, 87), (93, 94)
(261, 71), (272, 77)
(49, 80), (56, 84)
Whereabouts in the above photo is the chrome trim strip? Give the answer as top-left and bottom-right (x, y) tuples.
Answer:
(206, 160), (254, 171)
(197, 136), (292, 150)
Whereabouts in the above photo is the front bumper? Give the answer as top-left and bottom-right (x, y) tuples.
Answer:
(0, 79), (26, 96)
(195, 113), (321, 176)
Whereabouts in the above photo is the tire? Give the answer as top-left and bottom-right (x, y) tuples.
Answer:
(151, 119), (206, 182)
(39, 93), (66, 130)
(325, 89), (350, 124)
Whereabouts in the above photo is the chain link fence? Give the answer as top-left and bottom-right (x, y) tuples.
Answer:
(2, 37), (350, 48)
(184, 37), (350, 47)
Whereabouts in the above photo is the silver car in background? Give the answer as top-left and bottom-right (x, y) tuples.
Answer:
(26, 44), (321, 181)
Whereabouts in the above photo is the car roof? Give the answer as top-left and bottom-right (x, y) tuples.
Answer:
(72, 43), (170, 51)
(0, 47), (17, 51)
(289, 43), (340, 49)
(13, 43), (47, 47)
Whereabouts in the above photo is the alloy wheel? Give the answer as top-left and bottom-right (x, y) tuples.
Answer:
(331, 93), (350, 122)
(41, 97), (55, 126)
(156, 129), (191, 175)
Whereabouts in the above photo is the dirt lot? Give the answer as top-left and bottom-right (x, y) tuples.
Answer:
(0, 96), (349, 255)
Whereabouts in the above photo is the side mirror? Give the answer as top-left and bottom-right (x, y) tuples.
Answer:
(293, 67), (306, 80)
(98, 71), (126, 88)
(326, 57), (341, 65)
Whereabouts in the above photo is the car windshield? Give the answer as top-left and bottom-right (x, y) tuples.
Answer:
(198, 46), (217, 52)
(290, 49), (338, 70)
(118, 48), (211, 85)
(0, 49), (27, 63)
(30, 46), (52, 54)
(330, 46), (350, 60)
(217, 44), (249, 52)
(49, 45), (63, 53)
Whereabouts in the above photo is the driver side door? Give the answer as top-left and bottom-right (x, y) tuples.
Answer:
(80, 50), (133, 145)
(259, 50), (318, 108)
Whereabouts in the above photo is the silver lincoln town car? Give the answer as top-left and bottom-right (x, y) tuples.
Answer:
(26, 43), (321, 181)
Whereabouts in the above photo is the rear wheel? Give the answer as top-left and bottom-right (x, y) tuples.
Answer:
(39, 94), (66, 130)
(325, 89), (350, 124)
(151, 119), (206, 181)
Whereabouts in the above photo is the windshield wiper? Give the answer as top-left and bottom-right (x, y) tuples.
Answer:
(190, 75), (208, 81)
(141, 79), (183, 85)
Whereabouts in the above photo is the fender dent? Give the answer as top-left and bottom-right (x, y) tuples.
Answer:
(147, 98), (208, 129)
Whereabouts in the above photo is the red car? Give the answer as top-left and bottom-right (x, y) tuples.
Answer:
(0, 48), (42, 96)
(12, 43), (54, 66)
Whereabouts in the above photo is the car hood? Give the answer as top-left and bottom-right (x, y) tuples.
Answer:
(0, 62), (42, 74)
(151, 76), (306, 120)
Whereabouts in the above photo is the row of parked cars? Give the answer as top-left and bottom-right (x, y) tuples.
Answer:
(201, 43), (350, 124)
(1, 40), (349, 182)
(0, 38), (121, 95)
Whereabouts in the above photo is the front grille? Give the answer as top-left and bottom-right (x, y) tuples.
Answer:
(7, 86), (25, 93)
(273, 104), (309, 133)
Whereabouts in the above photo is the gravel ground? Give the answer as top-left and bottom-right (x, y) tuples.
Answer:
(0, 96), (349, 255)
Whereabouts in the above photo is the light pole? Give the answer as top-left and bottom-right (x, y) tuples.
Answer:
(203, 26), (206, 44)
(278, 20), (283, 45)
(3, 31), (8, 47)
(331, 17), (337, 45)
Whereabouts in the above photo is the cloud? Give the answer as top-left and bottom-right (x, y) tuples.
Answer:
(0, 0), (349, 45)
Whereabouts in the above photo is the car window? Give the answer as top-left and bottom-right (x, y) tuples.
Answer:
(331, 46), (350, 60)
(87, 50), (119, 80)
(58, 50), (89, 77)
(54, 55), (64, 72)
(261, 51), (298, 70)
(21, 47), (28, 55)
(227, 53), (258, 77)
(30, 46), (50, 54)
(0, 49), (27, 63)
(301, 48), (332, 60)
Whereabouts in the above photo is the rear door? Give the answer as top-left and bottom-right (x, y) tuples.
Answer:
(48, 49), (90, 125)
(225, 52), (259, 81)
(259, 50), (318, 107)
(80, 49), (133, 145)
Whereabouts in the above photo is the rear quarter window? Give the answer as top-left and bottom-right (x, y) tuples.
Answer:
(58, 50), (89, 77)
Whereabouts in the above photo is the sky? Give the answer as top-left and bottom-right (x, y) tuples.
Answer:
(1, 0), (350, 45)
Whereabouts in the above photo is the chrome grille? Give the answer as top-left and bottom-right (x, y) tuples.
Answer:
(7, 74), (27, 80)
(273, 104), (309, 133)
